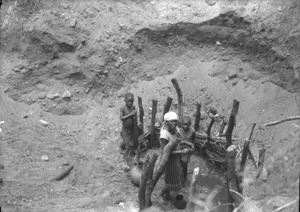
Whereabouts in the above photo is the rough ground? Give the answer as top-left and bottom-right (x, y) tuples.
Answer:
(0, 0), (299, 211)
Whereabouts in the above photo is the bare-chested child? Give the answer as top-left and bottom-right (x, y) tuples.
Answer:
(120, 93), (138, 158)
(178, 116), (195, 184)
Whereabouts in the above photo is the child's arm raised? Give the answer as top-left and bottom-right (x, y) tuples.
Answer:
(120, 107), (137, 121)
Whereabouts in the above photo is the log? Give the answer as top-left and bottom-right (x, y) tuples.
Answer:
(194, 103), (201, 132)
(150, 99), (158, 148)
(171, 78), (183, 123)
(225, 99), (240, 148)
(138, 96), (144, 134)
(145, 154), (158, 207)
(263, 115), (300, 127)
(163, 97), (173, 118)
(138, 156), (150, 210)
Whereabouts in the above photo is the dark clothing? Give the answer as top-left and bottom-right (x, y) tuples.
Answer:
(164, 153), (182, 191)
(160, 126), (183, 191)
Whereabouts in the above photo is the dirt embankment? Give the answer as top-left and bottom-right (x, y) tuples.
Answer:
(0, 0), (299, 211)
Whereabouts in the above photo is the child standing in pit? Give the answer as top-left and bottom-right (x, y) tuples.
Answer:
(120, 93), (138, 158)
(179, 116), (195, 185)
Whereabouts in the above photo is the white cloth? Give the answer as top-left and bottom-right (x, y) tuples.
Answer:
(164, 111), (178, 121)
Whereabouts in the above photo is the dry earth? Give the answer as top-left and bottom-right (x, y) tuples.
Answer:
(0, 0), (299, 211)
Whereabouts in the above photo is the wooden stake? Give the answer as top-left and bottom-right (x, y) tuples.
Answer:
(255, 148), (266, 179)
(248, 123), (257, 141)
(218, 120), (227, 136)
(163, 96), (173, 117)
(145, 139), (180, 206)
(240, 123), (256, 173)
(145, 154), (158, 207)
(171, 78), (183, 122)
(194, 103), (201, 132)
(226, 145), (242, 207)
(206, 117), (215, 144)
(248, 147), (258, 168)
(150, 99), (158, 148)
(138, 96), (144, 134)
(138, 155), (150, 210)
(225, 99), (240, 148)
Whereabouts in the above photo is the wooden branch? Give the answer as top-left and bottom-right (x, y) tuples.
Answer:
(248, 123), (256, 141)
(163, 96), (173, 117)
(218, 120), (227, 136)
(239, 140), (249, 173)
(145, 154), (158, 207)
(226, 145), (242, 205)
(225, 99), (240, 148)
(255, 148), (266, 179)
(145, 139), (179, 205)
(272, 199), (298, 212)
(171, 78), (183, 122)
(239, 123), (256, 173)
(138, 156), (150, 210)
(195, 132), (237, 142)
(263, 116), (300, 127)
(194, 103), (201, 132)
(150, 99), (158, 148)
(138, 96), (144, 134)
(206, 117), (215, 144)
(248, 147), (257, 169)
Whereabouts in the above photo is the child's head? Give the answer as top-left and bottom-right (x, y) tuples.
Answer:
(124, 93), (134, 107)
(181, 116), (191, 131)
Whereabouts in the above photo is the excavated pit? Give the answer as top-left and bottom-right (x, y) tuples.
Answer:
(3, 11), (298, 116)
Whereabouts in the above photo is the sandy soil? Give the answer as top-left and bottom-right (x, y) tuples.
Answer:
(0, 0), (299, 211)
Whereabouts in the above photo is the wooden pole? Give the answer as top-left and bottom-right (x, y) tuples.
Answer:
(240, 123), (256, 173)
(138, 155), (150, 210)
(163, 96), (173, 117)
(206, 117), (215, 144)
(138, 96), (144, 134)
(145, 139), (180, 207)
(239, 140), (249, 173)
(225, 99), (240, 148)
(150, 99), (158, 148)
(194, 103), (201, 132)
(255, 148), (266, 179)
(226, 145), (243, 205)
(248, 123), (256, 141)
(218, 120), (227, 136)
(171, 78), (183, 123)
(248, 147), (258, 168)
(145, 154), (158, 207)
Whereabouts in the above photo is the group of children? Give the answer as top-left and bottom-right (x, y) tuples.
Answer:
(120, 93), (195, 199)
